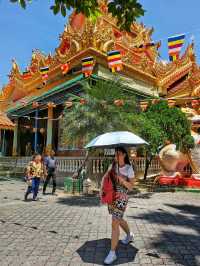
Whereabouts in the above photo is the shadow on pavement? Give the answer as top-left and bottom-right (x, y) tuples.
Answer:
(127, 203), (200, 266)
(129, 192), (155, 199)
(56, 195), (100, 207)
(77, 238), (138, 265)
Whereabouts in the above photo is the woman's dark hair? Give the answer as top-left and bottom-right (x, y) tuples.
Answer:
(115, 147), (131, 165)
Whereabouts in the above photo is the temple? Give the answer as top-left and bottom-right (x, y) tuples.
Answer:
(0, 0), (199, 156)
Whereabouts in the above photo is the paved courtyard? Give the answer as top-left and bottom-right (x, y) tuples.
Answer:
(0, 176), (200, 266)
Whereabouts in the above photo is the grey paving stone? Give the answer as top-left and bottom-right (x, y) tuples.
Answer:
(0, 178), (199, 266)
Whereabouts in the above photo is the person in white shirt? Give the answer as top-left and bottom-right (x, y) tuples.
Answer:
(104, 147), (135, 265)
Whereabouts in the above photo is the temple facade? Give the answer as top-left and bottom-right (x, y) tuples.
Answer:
(0, 1), (199, 156)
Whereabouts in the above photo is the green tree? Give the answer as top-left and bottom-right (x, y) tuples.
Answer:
(139, 101), (194, 179)
(61, 81), (194, 180)
(61, 78), (137, 145)
(10, 0), (145, 31)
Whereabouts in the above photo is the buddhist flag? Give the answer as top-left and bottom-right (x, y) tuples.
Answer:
(40, 66), (49, 84)
(82, 57), (95, 77)
(168, 34), (185, 62)
(22, 70), (32, 80)
(107, 50), (122, 72)
(61, 63), (69, 75)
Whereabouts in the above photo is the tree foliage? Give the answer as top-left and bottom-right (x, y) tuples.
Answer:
(61, 80), (194, 153)
(143, 101), (194, 152)
(10, 0), (145, 31)
(61, 78), (137, 145)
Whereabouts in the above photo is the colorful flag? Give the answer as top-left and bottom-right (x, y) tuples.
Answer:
(81, 57), (95, 77)
(22, 70), (32, 80)
(40, 66), (49, 84)
(39, 66), (49, 75)
(168, 34), (185, 62)
(107, 50), (122, 72)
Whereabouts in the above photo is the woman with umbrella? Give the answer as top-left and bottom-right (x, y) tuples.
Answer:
(85, 131), (147, 265)
(103, 147), (135, 264)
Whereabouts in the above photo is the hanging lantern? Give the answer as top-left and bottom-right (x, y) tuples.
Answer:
(107, 50), (123, 72)
(40, 128), (45, 134)
(47, 102), (56, 108)
(140, 101), (148, 111)
(168, 99), (176, 107)
(152, 99), (160, 105)
(191, 99), (200, 109)
(81, 57), (95, 77)
(114, 99), (124, 107)
(32, 128), (37, 133)
(61, 63), (70, 75)
(101, 100), (107, 107)
(32, 101), (39, 108)
(24, 125), (31, 129)
(40, 66), (49, 85)
(65, 101), (73, 108)
(80, 98), (87, 105)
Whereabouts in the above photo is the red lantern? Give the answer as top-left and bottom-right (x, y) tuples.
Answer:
(191, 100), (200, 109)
(168, 99), (176, 108)
(114, 99), (124, 107)
(80, 98), (87, 105)
(40, 128), (45, 134)
(32, 102), (39, 108)
(65, 101), (73, 108)
(140, 101), (148, 111)
(47, 102), (56, 108)
(152, 99), (159, 105)
(61, 63), (69, 75)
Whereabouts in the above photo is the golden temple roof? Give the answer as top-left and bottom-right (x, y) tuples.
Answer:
(0, 112), (15, 130)
(0, 0), (199, 110)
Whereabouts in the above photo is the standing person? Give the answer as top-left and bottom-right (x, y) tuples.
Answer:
(103, 147), (135, 265)
(43, 150), (57, 195)
(24, 155), (35, 201)
(25, 142), (32, 156)
(25, 154), (46, 201)
(36, 144), (42, 155)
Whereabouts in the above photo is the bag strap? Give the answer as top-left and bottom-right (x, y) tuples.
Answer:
(109, 161), (117, 191)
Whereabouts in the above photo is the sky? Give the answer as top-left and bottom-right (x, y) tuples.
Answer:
(0, 0), (200, 88)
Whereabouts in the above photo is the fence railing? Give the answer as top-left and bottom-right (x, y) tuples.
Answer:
(0, 156), (160, 174)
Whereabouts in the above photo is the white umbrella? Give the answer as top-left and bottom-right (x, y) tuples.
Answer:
(85, 131), (148, 149)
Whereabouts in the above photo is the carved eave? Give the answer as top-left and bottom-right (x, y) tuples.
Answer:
(167, 79), (192, 98)
(0, 83), (14, 101)
(156, 44), (195, 92)
(67, 47), (157, 85)
(55, 10), (158, 81)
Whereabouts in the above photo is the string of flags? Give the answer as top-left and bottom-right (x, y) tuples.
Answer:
(17, 30), (190, 84)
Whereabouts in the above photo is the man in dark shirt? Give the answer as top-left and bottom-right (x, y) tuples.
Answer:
(43, 150), (57, 195)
